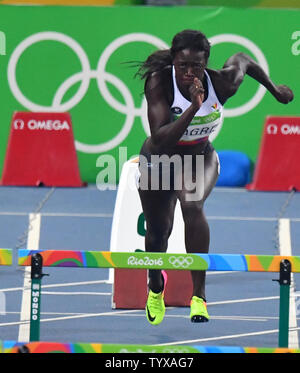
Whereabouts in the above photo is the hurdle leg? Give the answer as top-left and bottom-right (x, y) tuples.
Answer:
(278, 259), (291, 348)
(29, 253), (47, 342)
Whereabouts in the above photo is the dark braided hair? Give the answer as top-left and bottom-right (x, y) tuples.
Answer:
(136, 30), (211, 81)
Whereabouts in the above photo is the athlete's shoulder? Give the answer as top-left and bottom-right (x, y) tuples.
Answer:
(205, 68), (226, 85)
(207, 64), (246, 88)
(145, 66), (173, 104)
(145, 65), (172, 91)
(205, 68), (233, 105)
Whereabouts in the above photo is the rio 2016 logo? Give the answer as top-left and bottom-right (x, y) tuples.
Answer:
(7, 32), (269, 153)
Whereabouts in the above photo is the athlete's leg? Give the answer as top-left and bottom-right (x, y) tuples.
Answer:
(138, 141), (178, 293)
(177, 149), (219, 300)
(138, 187), (177, 293)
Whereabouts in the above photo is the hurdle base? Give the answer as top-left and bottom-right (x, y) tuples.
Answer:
(112, 268), (193, 309)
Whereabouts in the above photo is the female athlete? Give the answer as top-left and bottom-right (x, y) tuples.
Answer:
(136, 29), (293, 325)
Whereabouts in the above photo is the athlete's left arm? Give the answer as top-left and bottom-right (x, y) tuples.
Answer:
(212, 52), (294, 105)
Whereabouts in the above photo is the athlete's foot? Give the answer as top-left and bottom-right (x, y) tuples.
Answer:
(145, 270), (167, 326)
(190, 296), (209, 323)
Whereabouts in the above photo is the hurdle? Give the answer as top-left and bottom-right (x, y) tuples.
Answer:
(1, 340), (300, 354)
(17, 249), (300, 348)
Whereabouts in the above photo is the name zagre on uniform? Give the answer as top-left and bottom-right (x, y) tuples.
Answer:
(171, 67), (223, 145)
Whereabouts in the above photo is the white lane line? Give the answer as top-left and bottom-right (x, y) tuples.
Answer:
(0, 212), (29, 216)
(207, 271), (241, 275)
(41, 212), (113, 218)
(0, 212), (113, 217)
(155, 327), (300, 347)
(2, 311), (90, 316)
(0, 311), (276, 328)
(212, 188), (247, 193)
(1, 211), (300, 222)
(0, 310), (281, 321)
(208, 295), (279, 306)
(0, 309), (144, 327)
(207, 216), (277, 221)
(41, 291), (111, 296)
(18, 213), (41, 342)
(0, 212), (278, 220)
(41, 279), (110, 287)
(0, 279), (110, 293)
(279, 218), (299, 348)
(110, 314), (270, 322)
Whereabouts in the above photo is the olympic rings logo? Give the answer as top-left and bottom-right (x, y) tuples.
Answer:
(7, 32), (269, 153)
(168, 256), (194, 269)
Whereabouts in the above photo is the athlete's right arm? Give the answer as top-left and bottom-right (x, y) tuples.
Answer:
(145, 72), (202, 151)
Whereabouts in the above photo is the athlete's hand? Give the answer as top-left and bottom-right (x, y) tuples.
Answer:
(189, 77), (205, 110)
(273, 85), (294, 104)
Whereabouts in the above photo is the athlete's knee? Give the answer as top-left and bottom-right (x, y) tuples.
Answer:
(145, 223), (173, 251)
(180, 200), (204, 218)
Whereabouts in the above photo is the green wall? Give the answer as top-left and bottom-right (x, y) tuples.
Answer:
(0, 5), (299, 183)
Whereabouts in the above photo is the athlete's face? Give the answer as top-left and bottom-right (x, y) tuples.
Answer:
(173, 49), (207, 87)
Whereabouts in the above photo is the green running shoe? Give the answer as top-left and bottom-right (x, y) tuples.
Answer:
(190, 296), (209, 323)
(145, 270), (167, 326)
